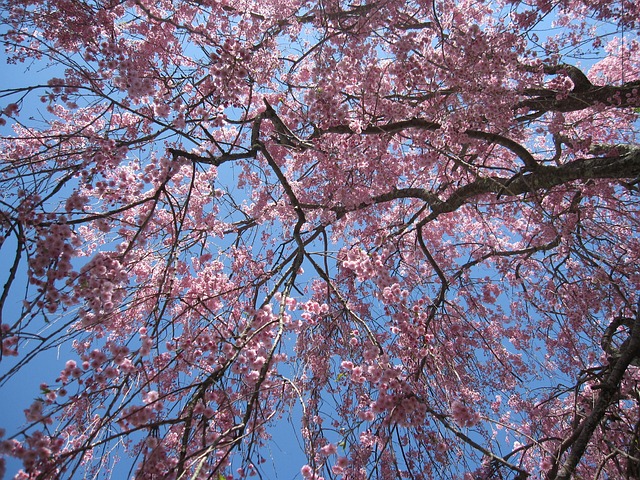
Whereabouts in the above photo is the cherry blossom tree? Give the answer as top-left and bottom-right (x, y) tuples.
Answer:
(1, 0), (639, 478)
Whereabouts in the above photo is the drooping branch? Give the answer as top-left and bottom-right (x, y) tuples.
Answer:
(416, 225), (449, 329)
(0, 214), (23, 329)
(424, 402), (530, 479)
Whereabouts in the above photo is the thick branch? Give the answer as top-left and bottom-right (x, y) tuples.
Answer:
(552, 307), (640, 480)
(316, 119), (538, 169)
(426, 147), (640, 220)
(328, 147), (640, 221)
(542, 64), (593, 92)
(516, 63), (639, 118)
(517, 80), (640, 116)
(262, 99), (314, 150)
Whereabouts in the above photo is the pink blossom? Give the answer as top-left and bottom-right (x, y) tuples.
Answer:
(143, 390), (159, 404)
(0, 1), (638, 479)
(301, 464), (313, 478)
(320, 443), (337, 456)
(451, 401), (481, 428)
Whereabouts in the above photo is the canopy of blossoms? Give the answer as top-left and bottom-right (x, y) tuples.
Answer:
(0, 0), (639, 478)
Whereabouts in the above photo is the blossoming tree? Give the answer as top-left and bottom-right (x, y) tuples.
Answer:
(1, 0), (639, 478)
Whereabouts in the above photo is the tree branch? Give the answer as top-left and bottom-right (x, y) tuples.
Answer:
(315, 118), (539, 170)
(426, 146), (640, 220)
(168, 147), (258, 166)
(323, 146), (640, 225)
(517, 80), (640, 117)
(552, 305), (640, 480)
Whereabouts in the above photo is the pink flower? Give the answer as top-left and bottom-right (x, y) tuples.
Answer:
(320, 443), (337, 456)
(143, 390), (159, 404)
(301, 464), (313, 478)
(451, 400), (480, 428)
(341, 361), (354, 370)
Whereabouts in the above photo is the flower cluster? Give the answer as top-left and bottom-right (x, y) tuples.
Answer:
(57, 360), (83, 384)
(341, 248), (377, 281)
(0, 431), (64, 477)
(1, 323), (18, 357)
(28, 222), (79, 313)
(451, 400), (481, 428)
(74, 252), (127, 318)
